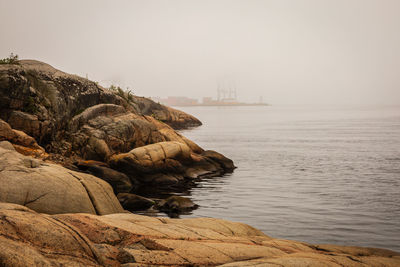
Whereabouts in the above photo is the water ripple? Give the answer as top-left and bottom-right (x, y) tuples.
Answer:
(178, 105), (400, 252)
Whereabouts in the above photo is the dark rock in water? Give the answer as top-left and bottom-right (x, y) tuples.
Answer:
(201, 150), (236, 171)
(75, 160), (135, 193)
(157, 196), (198, 213)
(117, 193), (155, 211)
(153, 173), (185, 185)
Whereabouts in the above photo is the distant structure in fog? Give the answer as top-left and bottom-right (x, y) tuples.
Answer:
(201, 93), (267, 106)
(151, 90), (268, 107)
(151, 81), (268, 106)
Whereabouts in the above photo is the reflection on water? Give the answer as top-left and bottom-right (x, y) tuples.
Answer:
(170, 105), (400, 252)
(134, 175), (231, 217)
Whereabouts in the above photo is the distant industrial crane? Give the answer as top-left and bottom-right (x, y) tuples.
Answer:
(217, 80), (237, 102)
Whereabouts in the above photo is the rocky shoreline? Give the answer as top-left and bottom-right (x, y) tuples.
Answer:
(0, 60), (234, 215)
(0, 202), (399, 266)
(0, 60), (399, 266)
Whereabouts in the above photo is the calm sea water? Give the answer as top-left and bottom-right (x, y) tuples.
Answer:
(176, 105), (400, 252)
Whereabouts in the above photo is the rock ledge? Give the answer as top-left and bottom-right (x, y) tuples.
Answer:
(0, 203), (398, 267)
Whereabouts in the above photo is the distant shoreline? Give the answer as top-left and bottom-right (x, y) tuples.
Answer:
(171, 103), (269, 107)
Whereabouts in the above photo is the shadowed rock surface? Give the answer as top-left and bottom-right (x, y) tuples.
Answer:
(157, 195), (199, 213)
(0, 203), (399, 267)
(117, 193), (155, 211)
(75, 160), (135, 194)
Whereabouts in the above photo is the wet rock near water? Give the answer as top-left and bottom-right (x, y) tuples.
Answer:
(156, 195), (199, 217)
(117, 193), (155, 211)
(75, 160), (136, 194)
(108, 141), (234, 187)
(201, 149), (236, 171)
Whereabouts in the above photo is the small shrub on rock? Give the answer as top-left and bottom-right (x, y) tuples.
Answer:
(0, 53), (20, 65)
(109, 84), (134, 104)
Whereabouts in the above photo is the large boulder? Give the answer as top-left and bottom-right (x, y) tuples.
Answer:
(109, 141), (234, 187)
(68, 103), (127, 133)
(130, 95), (202, 129)
(0, 203), (399, 267)
(68, 108), (204, 162)
(109, 141), (191, 174)
(108, 141), (219, 186)
(0, 144), (123, 215)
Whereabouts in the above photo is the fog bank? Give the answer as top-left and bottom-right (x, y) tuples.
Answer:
(1, 0), (399, 105)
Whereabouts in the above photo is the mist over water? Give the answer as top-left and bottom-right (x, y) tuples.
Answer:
(1, 0), (400, 105)
(1, 0), (400, 254)
(176, 105), (400, 252)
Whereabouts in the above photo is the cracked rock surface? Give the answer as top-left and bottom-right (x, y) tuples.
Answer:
(0, 203), (399, 267)
(0, 144), (123, 215)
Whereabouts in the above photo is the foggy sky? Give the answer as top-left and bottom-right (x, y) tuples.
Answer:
(1, 0), (399, 105)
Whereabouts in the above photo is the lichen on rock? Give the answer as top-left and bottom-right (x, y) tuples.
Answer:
(0, 203), (399, 267)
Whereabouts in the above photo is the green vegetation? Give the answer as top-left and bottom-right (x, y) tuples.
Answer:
(23, 96), (39, 114)
(109, 85), (134, 103)
(150, 112), (163, 122)
(0, 53), (20, 65)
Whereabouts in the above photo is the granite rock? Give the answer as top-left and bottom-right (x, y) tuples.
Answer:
(0, 203), (398, 267)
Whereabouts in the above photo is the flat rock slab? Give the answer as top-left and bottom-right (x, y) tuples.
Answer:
(0, 203), (399, 266)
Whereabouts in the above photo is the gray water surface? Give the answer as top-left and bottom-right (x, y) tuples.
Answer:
(176, 105), (400, 252)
